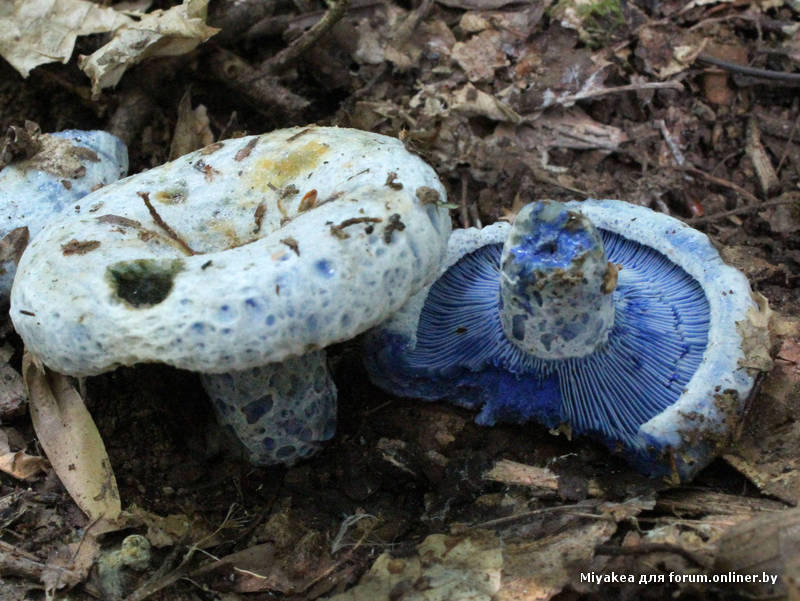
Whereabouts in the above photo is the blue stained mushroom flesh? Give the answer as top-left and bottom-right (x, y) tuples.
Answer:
(364, 199), (771, 482)
(11, 126), (451, 466)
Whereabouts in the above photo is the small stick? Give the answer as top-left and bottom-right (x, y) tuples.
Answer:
(657, 120), (686, 167)
(595, 543), (709, 568)
(261, 0), (351, 75)
(138, 192), (197, 255)
(680, 166), (762, 206)
(459, 171), (469, 228)
(686, 195), (799, 225)
(697, 53), (800, 84)
(554, 80), (684, 106)
(776, 100), (800, 174)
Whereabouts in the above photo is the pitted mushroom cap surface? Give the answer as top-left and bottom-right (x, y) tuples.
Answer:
(0, 130), (128, 298)
(11, 126), (451, 376)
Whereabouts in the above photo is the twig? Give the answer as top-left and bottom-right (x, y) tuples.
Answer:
(697, 53), (800, 84)
(776, 100), (800, 174)
(686, 195), (799, 225)
(0, 539), (51, 580)
(595, 543), (709, 568)
(657, 120), (686, 167)
(459, 170), (469, 228)
(555, 81), (684, 106)
(122, 541), (192, 601)
(390, 0), (434, 48)
(468, 501), (608, 530)
(137, 192), (198, 255)
(680, 166), (762, 206)
(206, 47), (310, 116)
(261, 0), (351, 75)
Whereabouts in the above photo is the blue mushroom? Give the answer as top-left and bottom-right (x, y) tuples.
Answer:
(364, 199), (770, 482)
(11, 126), (451, 467)
(0, 129), (128, 299)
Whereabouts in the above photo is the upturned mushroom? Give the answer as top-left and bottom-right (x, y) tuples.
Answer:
(11, 126), (451, 465)
(364, 199), (771, 481)
(0, 129), (128, 299)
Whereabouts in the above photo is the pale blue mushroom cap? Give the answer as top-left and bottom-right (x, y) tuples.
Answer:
(364, 199), (770, 481)
(0, 130), (128, 299)
(10, 126), (451, 466)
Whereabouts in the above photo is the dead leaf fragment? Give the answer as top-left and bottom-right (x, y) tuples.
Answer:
(747, 118), (780, 195)
(22, 352), (121, 521)
(326, 529), (502, 601)
(0, 362), (27, 418)
(499, 496), (654, 600)
(451, 83), (521, 122)
(79, 0), (219, 98)
(0, 428), (47, 480)
(0, 0), (132, 77)
(452, 30), (509, 82)
(169, 89), (215, 159)
(0, 227), (30, 269)
(714, 507), (800, 600)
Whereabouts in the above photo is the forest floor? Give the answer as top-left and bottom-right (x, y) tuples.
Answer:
(1, 0), (800, 600)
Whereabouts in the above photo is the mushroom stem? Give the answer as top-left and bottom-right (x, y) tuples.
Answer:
(200, 350), (337, 465)
(499, 200), (615, 359)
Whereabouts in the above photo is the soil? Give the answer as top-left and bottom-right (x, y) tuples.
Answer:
(1, 1), (800, 600)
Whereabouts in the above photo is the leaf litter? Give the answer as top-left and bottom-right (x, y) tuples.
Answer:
(0, 0), (800, 599)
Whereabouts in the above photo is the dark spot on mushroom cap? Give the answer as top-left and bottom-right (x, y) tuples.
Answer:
(107, 258), (184, 308)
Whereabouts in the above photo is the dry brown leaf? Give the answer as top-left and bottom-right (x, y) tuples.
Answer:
(40, 517), (121, 595)
(0, 427), (47, 480)
(0, 0), (132, 77)
(747, 118), (780, 195)
(326, 529), (502, 601)
(723, 314), (800, 503)
(452, 29), (509, 82)
(451, 83), (521, 122)
(636, 25), (707, 79)
(499, 497), (654, 600)
(483, 458), (604, 496)
(0, 361), (27, 418)
(78, 0), (219, 98)
(714, 508), (799, 600)
(127, 505), (222, 548)
(22, 352), (121, 521)
(759, 196), (800, 234)
(436, 0), (533, 9)
(519, 109), (628, 151)
(169, 89), (215, 160)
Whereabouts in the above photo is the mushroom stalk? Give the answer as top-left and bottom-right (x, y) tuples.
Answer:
(499, 200), (616, 359)
(201, 351), (337, 465)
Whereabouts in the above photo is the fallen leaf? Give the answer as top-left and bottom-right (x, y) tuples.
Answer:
(452, 29), (509, 82)
(0, 361), (27, 418)
(499, 496), (654, 600)
(714, 508), (800, 600)
(0, 427), (47, 480)
(723, 314), (800, 504)
(747, 118), (780, 195)
(40, 517), (121, 596)
(326, 529), (502, 601)
(127, 505), (222, 548)
(78, 0), (219, 98)
(22, 352), (121, 521)
(436, 0), (535, 9)
(451, 83), (521, 122)
(0, 227), (30, 271)
(169, 89), (215, 160)
(0, 0), (132, 77)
